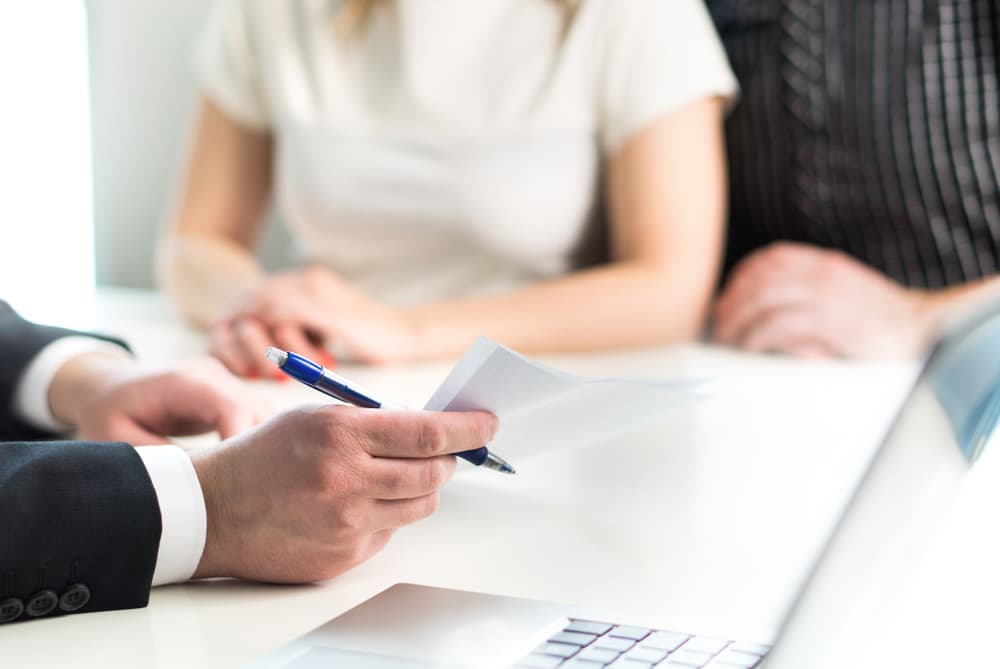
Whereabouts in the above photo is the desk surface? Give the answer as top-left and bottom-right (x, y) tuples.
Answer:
(3, 288), (998, 668)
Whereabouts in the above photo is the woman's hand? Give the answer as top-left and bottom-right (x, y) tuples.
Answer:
(209, 266), (422, 377)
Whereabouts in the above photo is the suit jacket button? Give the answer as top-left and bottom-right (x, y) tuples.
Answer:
(0, 597), (24, 623)
(25, 590), (58, 617)
(58, 583), (91, 612)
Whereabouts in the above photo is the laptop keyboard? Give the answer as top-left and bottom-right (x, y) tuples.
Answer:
(511, 619), (770, 668)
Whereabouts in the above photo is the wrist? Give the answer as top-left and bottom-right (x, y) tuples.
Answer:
(190, 446), (229, 579)
(48, 350), (133, 429)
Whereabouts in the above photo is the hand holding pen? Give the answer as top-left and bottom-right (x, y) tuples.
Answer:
(265, 348), (516, 474)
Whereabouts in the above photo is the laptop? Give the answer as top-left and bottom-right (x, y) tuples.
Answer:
(249, 300), (1000, 669)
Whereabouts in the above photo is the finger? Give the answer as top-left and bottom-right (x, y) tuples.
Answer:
(203, 357), (277, 424)
(714, 247), (784, 321)
(213, 404), (258, 439)
(232, 318), (278, 378)
(138, 387), (255, 438)
(371, 493), (442, 530)
(354, 529), (394, 567)
(209, 321), (252, 377)
(345, 409), (500, 459)
(271, 323), (328, 371)
(738, 306), (826, 354)
(97, 418), (170, 446)
(714, 280), (814, 345)
(366, 529), (394, 555)
(365, 455), (457, 499)
(714, 243), (818, 325)
(137, 363), (262, 438)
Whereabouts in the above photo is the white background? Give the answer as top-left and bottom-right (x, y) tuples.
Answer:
(0, 2), (95, 326)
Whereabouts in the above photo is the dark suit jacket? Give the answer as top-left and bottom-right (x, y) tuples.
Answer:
(0, 301), (161, 623)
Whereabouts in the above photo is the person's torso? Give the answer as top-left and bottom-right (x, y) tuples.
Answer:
(252, 0), (611, 304)
(713, 0), (1000, 289)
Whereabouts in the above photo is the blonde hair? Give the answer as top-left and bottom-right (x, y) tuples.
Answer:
(337, 0), (579, 36)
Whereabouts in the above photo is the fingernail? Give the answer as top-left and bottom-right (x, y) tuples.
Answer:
(322, 353), (336, 368)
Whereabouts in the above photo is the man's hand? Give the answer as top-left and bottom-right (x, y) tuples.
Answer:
(209, 265), (420, 378)
(712, 242), (935, 358)
(49, 353), (271, 443)
(190, 406), (499, 583)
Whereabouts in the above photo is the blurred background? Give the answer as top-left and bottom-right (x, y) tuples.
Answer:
(0, 0), (287, 326)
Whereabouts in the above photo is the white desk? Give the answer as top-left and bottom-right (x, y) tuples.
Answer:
(3, 288), (998, 668)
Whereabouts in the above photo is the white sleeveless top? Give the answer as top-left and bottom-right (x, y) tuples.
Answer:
(196, 0), (738, 306)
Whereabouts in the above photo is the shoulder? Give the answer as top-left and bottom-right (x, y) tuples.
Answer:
(202, 0), (323, 42)
(577, 0), (718, 33)
(572, 0), (732, 73)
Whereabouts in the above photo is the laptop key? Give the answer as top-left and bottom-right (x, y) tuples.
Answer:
(624, 646), (668, 664)
(639, 631), (689, 652)
(534, 642), (579, 658)
(667, 648), (714, 666)
(707, 649), (763, 668)
(604, 658), (654, 668)
(513, 654), (566, 669)
(727, 642), (770, 656)
(551, 631), (599, 646)
(593, 636), (635, 652)
(609, 625), (651, 641)
(566, 620), (614, 636)
(560, 660), (606, 669)
(576, 647), (621, 664)
(680, 637), (730, 655)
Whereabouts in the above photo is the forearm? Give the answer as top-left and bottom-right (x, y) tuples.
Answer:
(159, 99), (274, 328)
(158, 234), (263, 328)
(0, 441), (160, 620)
(405, 259), (715, 359)
(403, 99), (727, 361)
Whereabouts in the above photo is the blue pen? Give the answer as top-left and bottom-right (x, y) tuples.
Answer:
(265, 347), (516, 474)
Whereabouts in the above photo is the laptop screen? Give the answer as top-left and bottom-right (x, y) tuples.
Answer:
(764, 302), (1000, 668)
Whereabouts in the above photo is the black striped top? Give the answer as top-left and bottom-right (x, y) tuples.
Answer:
(709, 0), (1000, 289)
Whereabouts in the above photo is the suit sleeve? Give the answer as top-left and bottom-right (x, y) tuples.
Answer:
(0, 441), (162, 623)
(0, 300), (129, 440)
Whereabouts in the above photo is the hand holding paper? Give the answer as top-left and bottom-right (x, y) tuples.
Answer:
(426, 338), (704, 463)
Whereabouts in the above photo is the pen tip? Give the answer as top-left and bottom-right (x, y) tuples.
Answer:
(265, 347), (288, 366)
(479, 453), (517, 474)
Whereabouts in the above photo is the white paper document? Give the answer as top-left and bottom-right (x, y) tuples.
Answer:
(424, 338), (704, 461)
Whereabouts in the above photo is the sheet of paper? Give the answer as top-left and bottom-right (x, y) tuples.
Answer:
(424, 337), (704, 461)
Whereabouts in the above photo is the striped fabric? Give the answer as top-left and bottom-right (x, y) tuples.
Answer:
(709, 0), (1000, 289)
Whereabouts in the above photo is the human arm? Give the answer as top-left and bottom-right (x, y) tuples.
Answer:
(711, 242), (1000, 358)
(46, 353), (271, 443)
(0, 407), (497, 623)
(401, 96), (728, 358)
(0, 300), (129, 439)
(157, 98), (273, 329)
(0, 299), (269, 443)
(214, 96), (729, 369)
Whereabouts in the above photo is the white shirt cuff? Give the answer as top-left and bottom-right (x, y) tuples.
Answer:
(11, 336), (129, 433)
(136, 446), (208, 586)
